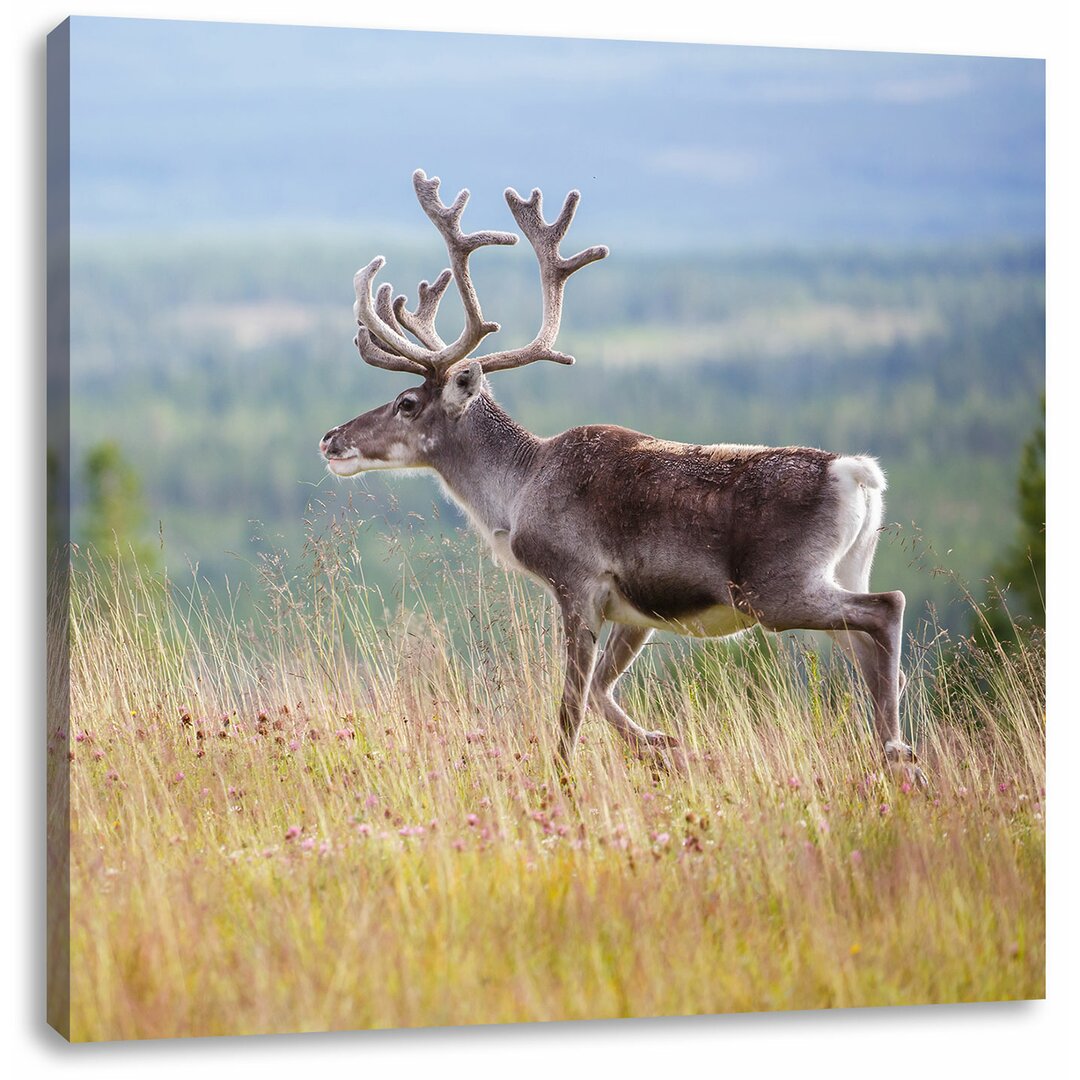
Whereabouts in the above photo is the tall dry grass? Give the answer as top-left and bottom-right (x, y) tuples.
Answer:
(56, 519), (1045, 1041)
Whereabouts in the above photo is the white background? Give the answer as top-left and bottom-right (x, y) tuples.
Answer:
(4, 1), (1077, 1076)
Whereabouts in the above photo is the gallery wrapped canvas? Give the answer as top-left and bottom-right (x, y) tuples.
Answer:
(46, 15), (1045, 1041)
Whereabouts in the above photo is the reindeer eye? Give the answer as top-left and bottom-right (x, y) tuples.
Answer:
(397, 395), (418, 416)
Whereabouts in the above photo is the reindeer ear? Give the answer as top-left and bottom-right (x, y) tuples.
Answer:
(442, 360), (484, 418)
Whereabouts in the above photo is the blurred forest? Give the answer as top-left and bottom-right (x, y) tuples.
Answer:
(68, 234), (1045, 635)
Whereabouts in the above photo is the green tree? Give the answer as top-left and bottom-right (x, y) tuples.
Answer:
(978, 398), (1044, 641)
(80, 441), (156, 567)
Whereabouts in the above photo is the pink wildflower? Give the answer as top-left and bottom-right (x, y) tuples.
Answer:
(284, 825), (301, 841)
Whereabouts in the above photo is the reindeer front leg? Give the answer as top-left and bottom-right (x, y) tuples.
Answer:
(555, 598), (601, 765)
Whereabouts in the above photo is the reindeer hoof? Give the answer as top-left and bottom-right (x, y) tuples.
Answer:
(909, 764), (930, 792)
(883, 741), (930, 791)
(640, 732), (687, 775)
(884, 739), (917, 764)
(885, 756), (931, 793)
(645, 730), (680, 749)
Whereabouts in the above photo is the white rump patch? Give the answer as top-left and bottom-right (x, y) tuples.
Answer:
(831, 454), (886, 492)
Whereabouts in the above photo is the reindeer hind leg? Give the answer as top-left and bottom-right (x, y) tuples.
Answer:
(831, 503), (907, 700)
(755, 578), (921, 782)
(590, 625), (679, 752)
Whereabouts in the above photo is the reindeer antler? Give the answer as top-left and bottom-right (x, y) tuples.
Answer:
(393, 270), (452, 351)
(353, 170), (516, 378)
(353, 170), (607, 380)
(476, 188), (609, 374)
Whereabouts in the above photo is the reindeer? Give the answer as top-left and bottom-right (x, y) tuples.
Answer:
(320, 169), (922, 782)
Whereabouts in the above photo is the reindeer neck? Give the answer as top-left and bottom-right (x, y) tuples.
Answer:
(429, 392), (539, 535)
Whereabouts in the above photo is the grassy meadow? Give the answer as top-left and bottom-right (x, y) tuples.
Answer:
(54, 524), (1045, 1041)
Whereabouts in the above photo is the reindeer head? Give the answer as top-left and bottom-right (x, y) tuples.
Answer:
(319, 169), (608, 477)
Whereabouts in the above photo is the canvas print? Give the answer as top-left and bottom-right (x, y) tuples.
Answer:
(46, 16), (1045, 1041)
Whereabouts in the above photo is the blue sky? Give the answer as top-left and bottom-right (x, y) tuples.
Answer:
(67, 16), (1044, 248)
